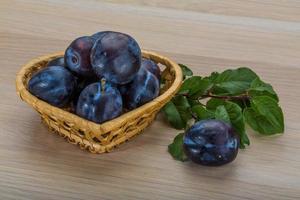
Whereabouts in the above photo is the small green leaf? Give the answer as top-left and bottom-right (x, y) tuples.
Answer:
(244, 96), (284, 135)
(211, 67), (258, 95)
(230, 99), (250, 109)
(190, 79), (213, 99)
(178, 76), (202, 95)
(168, 133), (188, 161)
(177, 76), (202, 94)
(162, 101), (185, 129)
(173, 96), (192, 128)
(206, 98), (250, 148)
(188, 99), (200, 107)
(224, 101), (250, 148)
(215, 105), (230, 124)
(239, 133), (250, 149)
(178, 76), (213, 98)
(208, 71), (220, 82)
(173, 95), (190, 107)
(206, 98), (225, 110)
(192, 105), (214, 120)
(179, 63), (193, 79)
(248, 78), (278, 101)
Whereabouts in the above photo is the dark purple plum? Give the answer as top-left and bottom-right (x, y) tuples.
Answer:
(46, 56), (65, 67)
(65, 36), (94, 77)
(90, 31), (141, 84)
(90, 31), (109, 42)
(183, 119), (239, 166)
(141, 58), (160, 81)
(118, 84), (127, 96)
(76, 82), (122, 123)
(122, 67), (159, 110)
(28, 66), (77, 108)
(70, 77), (99, 112)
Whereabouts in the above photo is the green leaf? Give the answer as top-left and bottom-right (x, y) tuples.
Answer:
(232, 99), (251, 109)
(168, 133), (188, 161)
(208, 71), (220, 82)
(178, 76), (201, 94)
(179, 63), (193, 79)
(178, 76), (200, 94)
(206, 98), (250, 148)
(239, 133), (250, 149)
(192, 105), (214, 120)
(172, 96), (192, 128)
(188, 99), (200, 107)
(211, 67), (258, 95)
(215, 105), (230, 124)
(206, 98), (226, 110)
(248, 78), (278, 101)
(178, 76), (213, 97)
(224, 101), (250, 148)
(162, 101), (185, 129)
(244, 96), (284, 135)
(190, 79), (212, 99)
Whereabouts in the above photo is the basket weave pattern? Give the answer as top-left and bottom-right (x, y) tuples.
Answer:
(16, 50), (182, 153)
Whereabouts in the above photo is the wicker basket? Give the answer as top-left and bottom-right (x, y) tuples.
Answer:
(16, 50), (182, 153)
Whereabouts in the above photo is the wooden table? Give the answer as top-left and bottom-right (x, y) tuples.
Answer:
(1, 1), (300, 199)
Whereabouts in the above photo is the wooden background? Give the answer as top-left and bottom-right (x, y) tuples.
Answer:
(1, 0), (300, 199)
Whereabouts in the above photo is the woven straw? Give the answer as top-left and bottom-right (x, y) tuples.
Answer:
(16, 50), (182, 153)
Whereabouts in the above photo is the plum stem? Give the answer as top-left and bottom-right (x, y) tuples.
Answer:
(101, 78), (106, 93)
(179, 91), (250, 101)
(199, 92), (250, 101)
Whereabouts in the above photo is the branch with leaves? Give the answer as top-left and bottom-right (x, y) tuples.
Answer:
(163, 64), (284, 161)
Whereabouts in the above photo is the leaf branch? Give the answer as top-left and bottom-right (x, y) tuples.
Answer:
(199, 92), (250, 101)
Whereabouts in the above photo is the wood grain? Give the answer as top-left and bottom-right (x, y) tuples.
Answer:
(0, 0), (300, 199)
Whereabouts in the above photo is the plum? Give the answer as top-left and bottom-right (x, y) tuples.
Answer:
(46, 56), (65, 67)
(28, 66), (77, 107)
(90, 31), (109, 42)
(121, 67), (159, 110)
(141, 58), (160, 81)
(65, 36), (94, 77)
(90, 31), (141, 84)
(70, 77), (99, 112)
(76, 82), (122, 123)
(117, 84), (127, 96)
(183, 119), (239, 166)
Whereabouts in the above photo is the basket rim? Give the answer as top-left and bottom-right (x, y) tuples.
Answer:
(16, 50), (182, 133)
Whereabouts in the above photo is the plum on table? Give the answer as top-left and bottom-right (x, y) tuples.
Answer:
(90, 31), (141, 84)
(183, 119), (239, 166)
(76, 82), (123, 123)
(28, 66), (77, 108)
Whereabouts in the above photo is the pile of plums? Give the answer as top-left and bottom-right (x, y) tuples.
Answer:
(28, 31), (160, 123)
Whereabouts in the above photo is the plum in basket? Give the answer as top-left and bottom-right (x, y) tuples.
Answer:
(91, 31), (141, 84)
(46, 56), (65, 67)
(65, 36), (95, 77)
(28, 66), (77, 108)
(141, 58), (161, 81)
(121, 67), (159, 110)
(76, 82), (123, 123)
